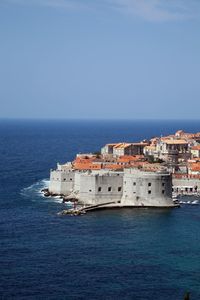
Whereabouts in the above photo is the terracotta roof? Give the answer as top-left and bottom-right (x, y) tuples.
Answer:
(191, 145), (200, 150)
(104, 164), (123, 170)
(74, 157), (96, 163)
(114, 143), (131, 149)
(189, 162), (200, 172)
(131, 142), (149, 146)
(144, 145), (156, 150)
(73, 162), (102, 170)
(162, 139), (188, 145)
(117, 155), (142, 163)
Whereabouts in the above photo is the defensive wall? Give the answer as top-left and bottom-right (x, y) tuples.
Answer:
(48, 165), (174, 207)
(121, 169), (172, 207)
(49, 167), (75, 195)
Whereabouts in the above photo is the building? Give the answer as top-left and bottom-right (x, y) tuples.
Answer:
(156, 138), (190, 170)
(143, 145), (157, 157)
(101, 144), (118, 156)
(48, 164), (174, 208)
(101, 142), (149, 157)
(113, 143), (132, 157)
(191, 145), (200, 158)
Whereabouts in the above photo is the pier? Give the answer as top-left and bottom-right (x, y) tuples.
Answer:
(58, 201), (116, 216)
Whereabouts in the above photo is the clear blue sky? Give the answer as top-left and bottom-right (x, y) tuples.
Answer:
(0, 0), (200, 120)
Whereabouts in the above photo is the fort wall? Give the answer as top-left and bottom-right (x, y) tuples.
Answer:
(121, 169), (172, 207)
(49, 169), (75, 195)
(48, 166), (174, 207)
(79, 173), (123, 205)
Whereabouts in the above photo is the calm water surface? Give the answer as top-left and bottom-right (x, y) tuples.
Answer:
(0, 120), (200, 299)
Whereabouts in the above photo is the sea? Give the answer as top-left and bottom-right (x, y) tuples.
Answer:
(0, 119), (200, 300)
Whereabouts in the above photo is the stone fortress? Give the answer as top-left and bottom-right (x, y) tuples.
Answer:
(48, 130), (200, 208)
(49, 164), (173, 207)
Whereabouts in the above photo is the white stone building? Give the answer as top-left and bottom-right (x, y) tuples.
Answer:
(48, 164), (174, 208)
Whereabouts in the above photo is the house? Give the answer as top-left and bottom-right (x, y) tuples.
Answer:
(191, 145), (200, 158)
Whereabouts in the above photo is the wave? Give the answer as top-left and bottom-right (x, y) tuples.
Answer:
(179, 199), (199, 205)
(20, 179), (63, 204)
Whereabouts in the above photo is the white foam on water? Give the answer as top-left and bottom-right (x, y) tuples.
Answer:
(179, 199), (199, 205)
(20, 179), (63, 203)
(191, 200), (199, 205)
(51, 198), (63, 203)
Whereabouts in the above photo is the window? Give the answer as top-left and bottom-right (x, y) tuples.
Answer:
(70, 178), (72, 181)
(148, 183), (151, 187)
(108, 187), (112, 192)
(162, 182), (165, 187)
(89, 189), (92, 192)
(148, 190), (151, 194)
(133, 182), (136, 186)
(64, 178), (66, 181)
(98, 187), (101, 192)
(118, 187), (122, 192)
(162, 190), (165, 194)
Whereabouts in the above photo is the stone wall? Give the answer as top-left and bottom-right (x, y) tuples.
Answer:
(48, 167), (174, 207)
(79, 172), (123, 205)
(49, 169), (75, 195)
(121, 169), (173, 207)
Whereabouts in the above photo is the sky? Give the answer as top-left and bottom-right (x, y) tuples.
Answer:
(0, 0), (200, 120)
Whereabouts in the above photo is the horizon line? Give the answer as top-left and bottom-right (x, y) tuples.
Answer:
(1, 117), (200, 122)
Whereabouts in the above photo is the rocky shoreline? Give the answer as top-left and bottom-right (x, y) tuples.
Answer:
(41, 188), (78, 204)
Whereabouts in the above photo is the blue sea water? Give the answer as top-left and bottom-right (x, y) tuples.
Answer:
(0, 119), (200, 300)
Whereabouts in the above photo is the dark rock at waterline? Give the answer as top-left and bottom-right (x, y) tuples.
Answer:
(41, 188), (51, 197)
(62, 197), (77, 203)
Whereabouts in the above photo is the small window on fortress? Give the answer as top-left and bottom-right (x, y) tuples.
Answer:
(98, 187), (102, 192)
(162, 183), (165, 187)
(118, 187), (122, 192)
(133, 182), (136, 186)
(108, 187), (112, 192)
(148, 183), (151, 187)
(162, 190), (165, 194)
(148, 190), (151, 194)
(70, 178), (72, 181)
(89, 189), (92, 192)
(64, 178), (66, 181)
